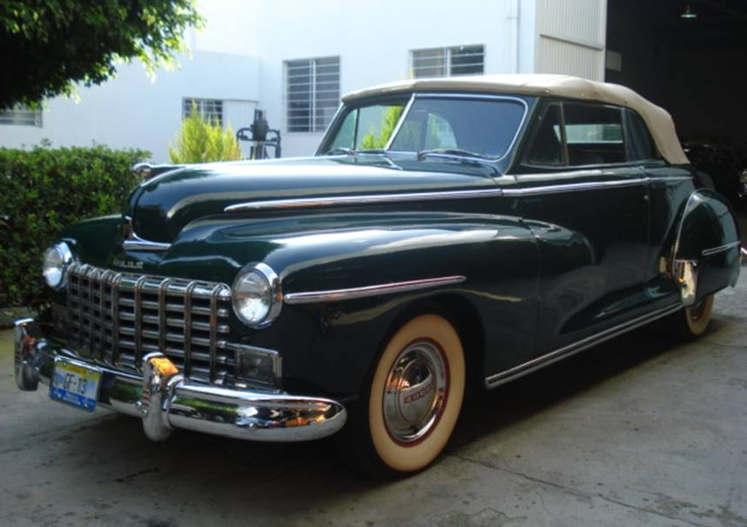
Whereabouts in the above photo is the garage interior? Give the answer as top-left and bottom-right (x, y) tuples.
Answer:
(607, 0), (747, 148)
(607, 0), (747, 220)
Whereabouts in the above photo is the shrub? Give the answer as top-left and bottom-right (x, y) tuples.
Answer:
(0, 145), (150, 308)
(168, 108), (242, 163)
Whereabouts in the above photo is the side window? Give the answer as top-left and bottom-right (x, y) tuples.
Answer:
(626, 110), (659, 161)
(563, 104), (625, 166)
(525, 104), (564, 166)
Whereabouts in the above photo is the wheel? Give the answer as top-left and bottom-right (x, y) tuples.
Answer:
(665, 294), (715, 340)
(339, 314), (465, 477)
(683, 294), (715, 336)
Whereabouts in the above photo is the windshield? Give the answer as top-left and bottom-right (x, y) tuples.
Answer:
(322, 96), (526, 159)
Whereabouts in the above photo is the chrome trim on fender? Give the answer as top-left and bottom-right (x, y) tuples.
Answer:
(701, 241), (741, 257)
(122, 233), (172, 252)
(284, 275), (466, 305)
(484, 303), (682, 389)
(224, 189), (504, 213)
(122, 216), (172, 252)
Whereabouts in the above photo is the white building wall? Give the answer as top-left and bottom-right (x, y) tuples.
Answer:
(535, 0), (607, 81)
(247, 0), (537, 156)
(0, 0), (609, 160)
(0, 50), (259, 161)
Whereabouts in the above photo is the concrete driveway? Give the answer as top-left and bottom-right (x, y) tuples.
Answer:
(1, 274), (745, 527)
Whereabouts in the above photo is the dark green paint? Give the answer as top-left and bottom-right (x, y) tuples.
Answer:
(51, 90), (741, 399)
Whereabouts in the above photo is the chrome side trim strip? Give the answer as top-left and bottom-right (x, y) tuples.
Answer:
(503, 177), (648, 197)
(701, 241), (741, 257)
(224, 189), (504, 213)
(122, 233), (172, 252)
(224, 178), (656, 213)
(284, 275), (466, 305)
(484, 303), (682, 389)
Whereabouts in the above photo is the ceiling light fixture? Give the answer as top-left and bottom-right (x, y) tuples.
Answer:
(681, 4), (697, 19)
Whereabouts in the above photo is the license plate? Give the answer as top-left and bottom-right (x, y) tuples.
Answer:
(49, 358), (101, 412)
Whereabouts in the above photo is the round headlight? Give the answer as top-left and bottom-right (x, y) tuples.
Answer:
(232, 263), (282, 327)
(42, 241), (74, 289)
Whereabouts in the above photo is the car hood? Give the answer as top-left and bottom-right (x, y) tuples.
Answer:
(128, 156), (497, 243)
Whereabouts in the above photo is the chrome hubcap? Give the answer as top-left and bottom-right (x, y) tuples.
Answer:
(382, 340), (448, 444)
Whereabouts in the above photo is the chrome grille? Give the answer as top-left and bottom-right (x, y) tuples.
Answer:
(65, 263), (233, 384)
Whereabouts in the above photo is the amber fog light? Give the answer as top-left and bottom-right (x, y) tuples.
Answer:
(42, 241), (74, 290)
(231, 262), (282, 328)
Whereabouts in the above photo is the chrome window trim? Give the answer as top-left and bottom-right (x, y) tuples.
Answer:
(284, 275), (466, 305)
(484, 303), (682, 389)
(701, 241), (741, 257)
(384, 93), (416, 150)
(387, 92), (530, 162)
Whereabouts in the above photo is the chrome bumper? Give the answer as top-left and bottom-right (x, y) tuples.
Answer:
(14, 318), (347, 442)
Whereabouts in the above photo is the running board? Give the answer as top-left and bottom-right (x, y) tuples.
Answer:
(484, 303), (682, 389)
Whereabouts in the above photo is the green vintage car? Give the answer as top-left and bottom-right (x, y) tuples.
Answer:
(15, 75), (742, 476)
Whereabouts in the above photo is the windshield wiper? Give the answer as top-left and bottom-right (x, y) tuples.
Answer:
(416, 148), (499, 175)
(326, 147), (356, 156)
(326, 147), (388, 156)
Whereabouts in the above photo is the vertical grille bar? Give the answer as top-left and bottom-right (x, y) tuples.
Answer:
(208, 285), (221, 383)
(110, 273), (122, 363)
(133, 276), (146, 367)
(183, 282), (196, 378)
(157, 278), (171, 355)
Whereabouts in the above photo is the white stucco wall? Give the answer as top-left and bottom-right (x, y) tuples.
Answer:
(0, 0), (609, 160)
(246, 0), (539, 156)
(0, 50), (259, 161)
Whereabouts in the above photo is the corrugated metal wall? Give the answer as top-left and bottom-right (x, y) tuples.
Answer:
(535, 0), (607, 80)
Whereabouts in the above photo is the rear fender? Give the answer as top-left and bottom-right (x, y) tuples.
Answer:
(671, 189), (741, 305)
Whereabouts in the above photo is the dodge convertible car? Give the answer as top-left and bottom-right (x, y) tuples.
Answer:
(15, 75), (742, 476)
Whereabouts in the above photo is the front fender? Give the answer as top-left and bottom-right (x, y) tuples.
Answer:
(672, 189), (741, 304)
(195, 211), (539, 396)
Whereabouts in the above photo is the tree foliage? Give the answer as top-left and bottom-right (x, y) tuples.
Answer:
(168, 106), (242, 163)
(0, 0), (202, 109)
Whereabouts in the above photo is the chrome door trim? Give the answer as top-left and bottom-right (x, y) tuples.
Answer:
(504, 177), (648, 197)
(224, 188), (504, 213)
(484, 303), (682, 389)
(284, 275), (466, 305)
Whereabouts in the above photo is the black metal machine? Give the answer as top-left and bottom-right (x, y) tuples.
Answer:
(236, 109), (282, 159)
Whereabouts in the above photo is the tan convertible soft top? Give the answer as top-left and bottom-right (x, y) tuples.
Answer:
(343, 74), (689, 165)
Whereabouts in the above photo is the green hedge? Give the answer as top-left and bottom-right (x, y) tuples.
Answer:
(0, 145), (150, 308)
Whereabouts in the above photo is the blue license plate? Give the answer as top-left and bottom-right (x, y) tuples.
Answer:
(49, 358), (101, 412)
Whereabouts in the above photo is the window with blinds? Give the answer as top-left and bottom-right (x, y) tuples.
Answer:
(183, 98), (223, 126)
(285, 56), (340, 133)
(410, 45), (485, 78)
(0, 104), (42, 127)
